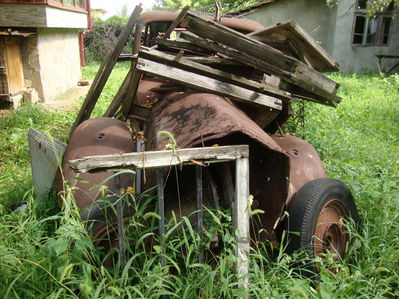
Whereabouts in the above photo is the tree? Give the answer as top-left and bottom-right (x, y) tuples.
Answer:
(363, 0), (398, 16)
(153, 0), (398, 16)
(153, 0), (260, 14)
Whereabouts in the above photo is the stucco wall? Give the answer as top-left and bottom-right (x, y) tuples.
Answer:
(36, 28), (81, 101)
(331, 0), (399, 72)
(242, 0), (335, 52)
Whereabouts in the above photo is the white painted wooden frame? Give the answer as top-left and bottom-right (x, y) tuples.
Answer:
(69, 145), (250, 295)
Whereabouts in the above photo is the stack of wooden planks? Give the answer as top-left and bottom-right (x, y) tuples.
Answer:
(71, 6), (341, 135)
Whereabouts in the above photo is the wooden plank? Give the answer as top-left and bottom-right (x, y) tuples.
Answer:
(162, 6), (190, 40)
(235, 157), (250, 295)
(183, 12), (297, 72)
(70, 5), (142, 135)
(69, 145), (249, 173)
(122, 69), (143, 116)
(180, 32), (339, 107)
(249, 20), (339, 72)
(180, 13), (339, 105)
(139, 47), (291, 100)
(136, 58), (282, 110)
(156, 39), (211, 55)
(103, 70), (132, 117)
(185, 56), (240, 65)
(180, 31), (289, 80)
(4, 37), (24, 94)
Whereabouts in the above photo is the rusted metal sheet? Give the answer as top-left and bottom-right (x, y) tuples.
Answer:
(272, 134), (326, 205)
(60, 118), (134, 208)
(147, 92), (282, 151)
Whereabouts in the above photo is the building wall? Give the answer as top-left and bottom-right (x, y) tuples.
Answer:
(0, 4), (87, 28)
(21, 34), (44, 99)
(241, 0), (336, 53)
(241, 0), (399, 72)
(331, 0), (399, 72)
(36, 28), (81, 101)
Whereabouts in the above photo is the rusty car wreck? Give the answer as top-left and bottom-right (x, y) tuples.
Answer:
(29, 7), (359, 277)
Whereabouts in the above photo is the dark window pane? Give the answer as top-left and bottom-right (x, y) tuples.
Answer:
(383, 17), (392, 34)
(353, 34), (364, 44)
(357, 0), (367, 9)
(380, 17), (392, 44)
(354, 16), (366, 34)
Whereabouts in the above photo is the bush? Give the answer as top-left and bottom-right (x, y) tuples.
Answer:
(84, 15), (134, 63)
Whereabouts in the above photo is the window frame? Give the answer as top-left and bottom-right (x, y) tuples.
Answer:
(351, 1), (394, 46)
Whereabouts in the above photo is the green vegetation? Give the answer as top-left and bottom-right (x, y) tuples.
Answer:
(153, 0), (260, 13)
(0, 67), (398, 297)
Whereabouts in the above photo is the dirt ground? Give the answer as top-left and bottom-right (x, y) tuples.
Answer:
(43, 83), (91, 111)
(0, 82), (91, 116)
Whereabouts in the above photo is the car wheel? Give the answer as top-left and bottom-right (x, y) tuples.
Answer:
(285, 178), (360, 273)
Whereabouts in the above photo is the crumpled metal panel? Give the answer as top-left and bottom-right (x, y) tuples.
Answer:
(60, 118), (135, 208)
(147, 92), (285, 151)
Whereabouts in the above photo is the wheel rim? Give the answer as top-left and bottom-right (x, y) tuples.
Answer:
(313, 199), (349, 260)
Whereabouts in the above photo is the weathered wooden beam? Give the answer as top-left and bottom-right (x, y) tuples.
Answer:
(136, 58), (282, 110)
(180, 32), (339, 107)
(156, 39), (211, 55)
(184, 56), (239, 65)
(180, 31), (290, 80)
(163, 6), (190, 40)
(235, 157), (250, 293)
(70, 5), (143, 135)
(182, 12), (296, 72)
(69, 145), (249, 173)
(122, 69), (143, 116)
(180, 13), (340, 106)
(249, 20), (339, 72)
(139, 47), (291, 100)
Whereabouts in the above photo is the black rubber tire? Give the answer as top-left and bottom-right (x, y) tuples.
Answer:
(285, 178), (360, 272)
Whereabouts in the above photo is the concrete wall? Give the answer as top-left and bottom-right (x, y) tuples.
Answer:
(242, 0), (336, 53)
(36, 28), (81, 101)
(331, 0), (399, 72)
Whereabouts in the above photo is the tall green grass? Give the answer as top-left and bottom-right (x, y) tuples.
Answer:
(0, 70), (398, 297)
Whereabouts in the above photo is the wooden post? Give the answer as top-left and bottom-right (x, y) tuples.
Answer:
(195, 165), (204, 263)
(156, 169), (166, 268)
(235, 157), (250, 297)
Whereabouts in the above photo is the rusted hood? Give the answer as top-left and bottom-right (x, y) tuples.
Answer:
(146, 91), (284, 153)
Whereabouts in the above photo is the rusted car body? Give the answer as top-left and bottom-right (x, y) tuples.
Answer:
(60, 11), (358, 263)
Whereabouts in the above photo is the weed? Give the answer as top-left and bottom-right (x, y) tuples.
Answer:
(0, 70), (398, 297)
